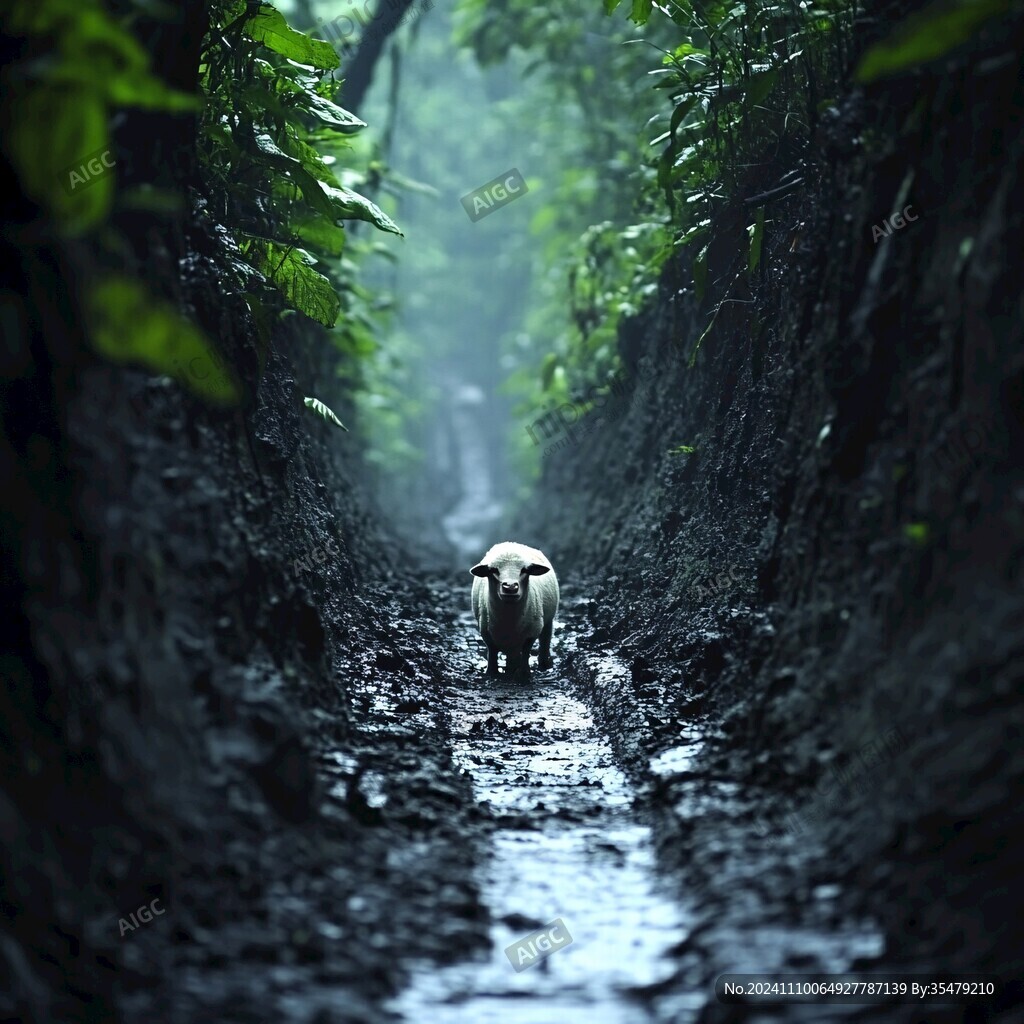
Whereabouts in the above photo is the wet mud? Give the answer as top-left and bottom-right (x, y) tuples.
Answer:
(389, 595), (690, 1023)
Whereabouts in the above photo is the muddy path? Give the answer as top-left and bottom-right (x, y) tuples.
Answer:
(351, 576), (886, 1024)
(379, 580), (691, 1022)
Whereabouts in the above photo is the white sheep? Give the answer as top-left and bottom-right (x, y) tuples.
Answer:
(470, 542), (559, 677)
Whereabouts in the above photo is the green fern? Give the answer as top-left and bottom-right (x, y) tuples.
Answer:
(199, 1), (403, 332)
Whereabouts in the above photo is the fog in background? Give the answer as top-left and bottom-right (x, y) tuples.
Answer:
(283, 0), (646, 570)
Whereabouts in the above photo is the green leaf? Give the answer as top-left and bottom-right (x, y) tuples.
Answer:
(9, 3), (146, 64)
(748, 206), (765, 274)
(240, 239), (341, 327)
(293, 217), (346, 256)
(8, 87), (112, 234)
(14, 2), (199, 110)
(252, 134), (337, 217)
(670, 42), (706, 61)
(630, 0), (654, 25)
(46, 63), (199, 111)
(296, 91), (367, 132)
(321, 184), (403, 236)
(668, 445), (695, 455)
(100, 73), (199, 111)
(670, 96), (698, 138)
(540, 353), (559, 391)
(603, 0), (624, 12)
(304, 397), (349, 431)
(658, 97), (700, 214)
(677, 219), (711, 248)
(244, 4), (340, 70)
(855, 0), (1009, 82)
(85, 276), (240, 405)
(278, 132), (341, 186)
(745, 68), (779, 109)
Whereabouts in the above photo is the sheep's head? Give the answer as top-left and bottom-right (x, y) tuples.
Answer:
(471, 553), (550, 604)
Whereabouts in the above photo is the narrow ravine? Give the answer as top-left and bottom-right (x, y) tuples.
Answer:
(386, 598), (694, 1023)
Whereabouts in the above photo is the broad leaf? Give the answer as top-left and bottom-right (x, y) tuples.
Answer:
(293, 217), (347, 256)
(321, 184), (403, 236)
(253, 134), (337, 217)
(296, 91), (367, 132)
(670, 96), (698, 137)
(630, 0), (654, 25)
(8, 87), (112, 234)
(279, 131), (342, 185)
(745, 68), (779, 109)
(856, 0), (1009, 81)
(102, 76), (199, 110)
(241, 239), (341, 327)
(45, 59), (199, 111)
(85, 276), (240, 405)
(244, 4), (340, 70)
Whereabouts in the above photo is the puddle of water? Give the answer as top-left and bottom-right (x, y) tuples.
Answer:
(388, 615), (693, 1023)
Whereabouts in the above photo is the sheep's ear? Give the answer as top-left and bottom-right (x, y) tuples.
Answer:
(470, 563), (491, 577)
(524, 563), (550, 576)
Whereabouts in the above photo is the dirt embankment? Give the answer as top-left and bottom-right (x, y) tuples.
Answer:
(0, 163), (487, 1020)
(523, 14), (1024, 1014)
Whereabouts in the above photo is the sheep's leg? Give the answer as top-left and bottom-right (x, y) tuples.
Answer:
(486, 650), (499, 676)
(484, 634), (499, 677)
(511, 639), (534, 680)
(538, 621), (553, 670)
